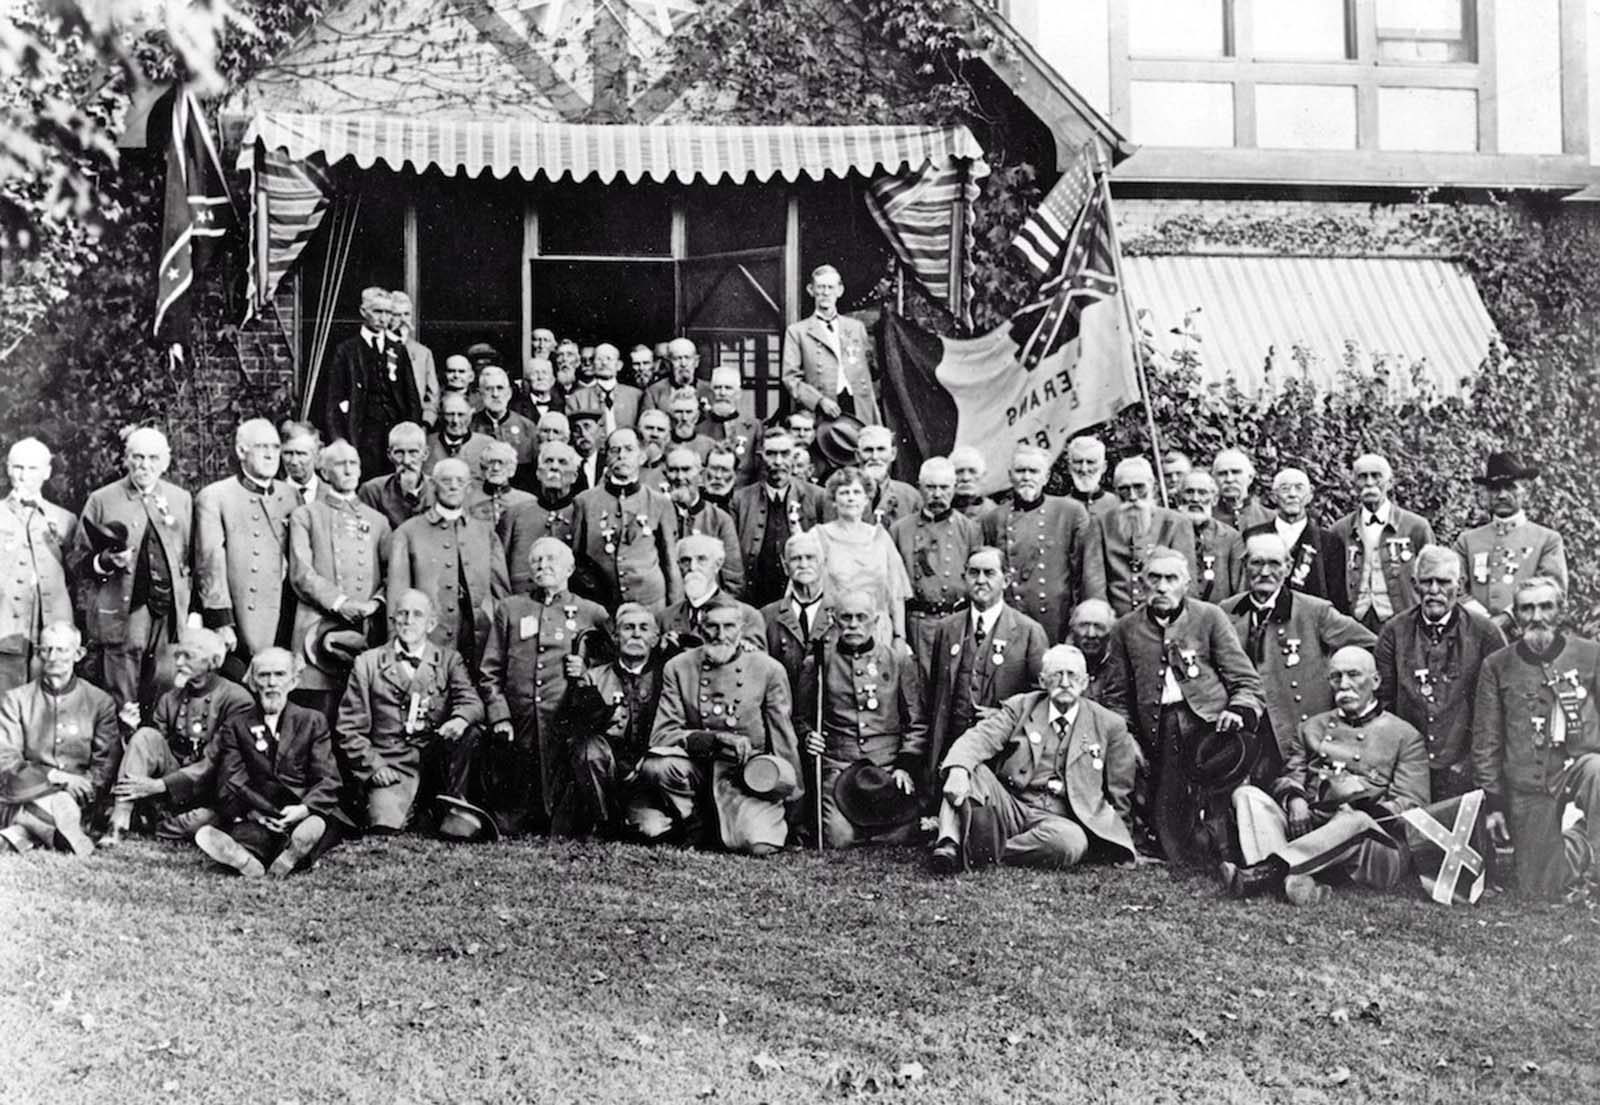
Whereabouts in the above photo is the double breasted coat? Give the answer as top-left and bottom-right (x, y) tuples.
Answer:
(388, 507), (509, 662)
(980, 495), (1090, 641)
(288, 495), (392, 692)
(195, 476), (302, 657)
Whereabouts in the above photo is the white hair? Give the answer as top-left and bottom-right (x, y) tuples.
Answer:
(918, 457), (955, 483)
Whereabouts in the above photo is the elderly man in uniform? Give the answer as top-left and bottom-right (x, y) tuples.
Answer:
(389, 290), (439, 429)
(1101, 547), (1263, 866)
(1332, 453), (1436, 631)
(388, 457), (508, 673)
(760, 531), (837, 761)
(479, 537), (610, 835)
(470, 367), (539, 477)
(1375, 544), (1503, 801)
(1473, 576), (1600, 900)
(1084, 456), (1197, 616)
(1211, 449), (1272, 533)
(567, 343), (643, 435)
(1178, 470), (1240, 604)
(1064, 436), (1118, 517)
(661, 534), (765, 654)
(932, 643), (1138, 872)
(1454, 452), (1568, 633)
(644, 338), (712, 413)
(498, 441), (581, 596)
(805, 589), (925, 848)
(665, 388), (716, 466)
(106, 627), (251, 845)
(573, 603), (664, 834)
(732, 429), (826, 610)
(1068, 599), (1116, 703)
(357, 422), (435, 530)
(697, 366), (763, 485)
(195, 418), (301, 672)
(782, 264), (879, 433)
(0, 437), (75, 692)
(855, 426), (922, 529)
(1225, 647), (1428, 905)
(571, 428), (681, 612)
(72, 426), (193, 711)
(537, 411), (571, 449)
(279, 422), (324, 508)
(288, 440), (391, 720)
(981, 444), (1089, 641)
(949, 446), (994, 521)
(666, 446), (743, 599)
(337, 589), (485, 835)
(922, 547), (1048, 789)
(637, 409), (672, 491)
(1242, 468), (1349, 613)
(466, 440), (534, 528)
(892, 457), (979, 668)
(511, 357), (561, 425)
(194, 646), (350, 876)
(0, 622), (118, 854)
(1221, 534), (1374, 783)
(427, 391), (494, 472)
(629, 598), (802, 854)
(325, 288), (422, 478)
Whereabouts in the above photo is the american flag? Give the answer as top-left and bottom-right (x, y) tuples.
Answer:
(153, 88), (234, 345)
(1007, 175), (1119, 371)
(1011, 143), (1096, 274)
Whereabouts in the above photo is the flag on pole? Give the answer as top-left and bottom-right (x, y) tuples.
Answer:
(1010, 143), (1096, 275)
(153, 88), (235, 347)
(1400, 789), (1489, 906)
(244, 147), (333, 322)
(1009, 176), (1119, 371)
(865, 155), (989, 328)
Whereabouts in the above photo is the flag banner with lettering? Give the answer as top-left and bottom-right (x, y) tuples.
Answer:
(878, 298), (1138, 495)
(153, 87), (235, 345)
(1401, 789), (1489, 906)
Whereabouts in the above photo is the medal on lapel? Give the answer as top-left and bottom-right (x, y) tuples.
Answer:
(1086, 741), (1104, 772)
(563, 604), (578, 631)
(1201, 554), (1216, 582)
(1176, 646), (1200, 680)
(1291, 545), (1315, 587)
(992, 638), (1008, 667)
(250, 724), (268, 752)
(1415, 667), (1434, 700)
(1284, 638), (1302, 668)
(1530, 715), (1548, 747)
(1397, 537), (1413, 563)
(1027, 730), (1041, 745)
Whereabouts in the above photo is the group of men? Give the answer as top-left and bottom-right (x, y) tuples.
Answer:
(0, 263), (1592, 904)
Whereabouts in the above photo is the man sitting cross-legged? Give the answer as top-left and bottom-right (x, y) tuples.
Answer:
(194, 648), (352, 877)
(931, 643), (1138, 872)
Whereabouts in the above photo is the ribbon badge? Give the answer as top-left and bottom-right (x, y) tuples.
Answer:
(1284, 638), (1302, 668)
(1201, 554), (1216, 583)
(1415, 667), (1434, 700)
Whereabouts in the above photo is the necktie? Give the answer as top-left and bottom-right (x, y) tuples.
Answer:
(973, 617), (986, 648)
(797, 600), (813, 640)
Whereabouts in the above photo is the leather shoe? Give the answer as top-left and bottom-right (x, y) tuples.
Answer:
(930, 839), (960, 875)
(196, 826), (265, 878)
(268, 815), (327, 877)
(1220, 855), (1287, 900)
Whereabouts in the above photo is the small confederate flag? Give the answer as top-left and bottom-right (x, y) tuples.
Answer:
(1401, 789), (1490, 905)
(153, 87), (234, 346)
(1010, 143), (1096, 274)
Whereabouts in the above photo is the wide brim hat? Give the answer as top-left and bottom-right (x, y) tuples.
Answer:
(303, 625), (369, 674)
(1472, 450), (1541, 485)
(832, 760), (920, 830)
(82, 517), (130, 556)
(1184, 725), (1261, 792)
(465, 342), (500, 361)
(741, 753), (800, 801)
(567, 408), (605, 424)
(814, 413), (865, 470)
(436, 795), (500, 842)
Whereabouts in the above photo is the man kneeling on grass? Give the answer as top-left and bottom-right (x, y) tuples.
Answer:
(195, 648), (350, 877)
(930, 644), (1138, 872)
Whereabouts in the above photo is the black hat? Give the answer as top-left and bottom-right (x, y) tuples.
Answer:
(1184, 725), (1261, 792)
(567, 408), (604, 424)
(465, 342), (500, 362)
(832, 760), (920, 830)
(436, 795), (500, 842)
(82, 517), (129, 556)
(814, 414), (864, 470)
(303, 625), (369, 674)
(1471, 451), (1541, 485)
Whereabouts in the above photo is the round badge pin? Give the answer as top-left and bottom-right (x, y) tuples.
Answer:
(867, 696), (879, 710)
(254, 738), (268, 752)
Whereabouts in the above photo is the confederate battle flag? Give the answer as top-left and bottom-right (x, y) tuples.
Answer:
(152, 86), (234, 349)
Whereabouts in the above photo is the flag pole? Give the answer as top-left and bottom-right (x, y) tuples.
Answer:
(1094, 148), (1169, 509)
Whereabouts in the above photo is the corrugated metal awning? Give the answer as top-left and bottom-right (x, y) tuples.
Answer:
(1121, 255), (1497, 397)
(235, 112), (987, 184)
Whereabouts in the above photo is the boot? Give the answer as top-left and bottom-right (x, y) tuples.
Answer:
(1219, 855), (1288, 900)
(268, 816), (327, 877)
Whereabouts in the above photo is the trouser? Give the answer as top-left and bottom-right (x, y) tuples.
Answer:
(86, 604), (175, 718)
(224, 816), (344, 870)
(569, 733), (628, 836)
(939, 765), (1089, 870)
(1141, 705), (1228, 867)
(0, 642), (33, 694)
(365, 728), (480, 832)
(110, 727), (217, 838)
(819, 750), (915, 850)
(1506, 753), (1600, 900)
(904, 612), (950, 684)
(625, 751), (706, 843)
(1232, 785), (1406, 889)
(624, 752), (789, 854)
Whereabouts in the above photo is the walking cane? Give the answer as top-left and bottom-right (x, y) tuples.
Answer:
(812, 636), (826, 854)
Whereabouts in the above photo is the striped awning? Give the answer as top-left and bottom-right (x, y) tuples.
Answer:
(236, 112), (987, 184)
(1121, 255), (1497, 398)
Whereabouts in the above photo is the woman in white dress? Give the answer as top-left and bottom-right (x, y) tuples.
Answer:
(812, 467), (910, 646)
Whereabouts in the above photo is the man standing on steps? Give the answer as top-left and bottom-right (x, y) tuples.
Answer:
(782, 264), (879, 433)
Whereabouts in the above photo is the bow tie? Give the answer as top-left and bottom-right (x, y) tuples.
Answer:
(1365, 512), (1384, 527)
(396, 649), (425, 667)
(13, 497), (38, 512)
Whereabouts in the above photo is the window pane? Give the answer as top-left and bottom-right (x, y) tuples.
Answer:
(1253, 0), (1350, 60)
(1129, 81), (1235, 147)
(1129, 0), (1226, 57)
(415, 173), (521, 358)
(1377, 87), (1477, 150)
(1376, 0), (1474, 62)
(1255, 85), (1357, 149)
(538, 179), (673, 256)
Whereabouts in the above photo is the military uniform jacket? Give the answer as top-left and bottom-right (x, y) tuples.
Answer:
(336, 641), (484, 778)
(1100, 599), (1264, 743)
(941, 691), (1137, 860)
(890, 509), (980, 614)
(388, 507), (509, 659)
(1376, 603), (1504, 778)
(571, 484), (682, 611)
(731, 482), (827, 592)
(1188, 516), (1242, 604)
(661, 593), (767, 654)
(1473, 633), (1600, 812)
(425, 431), (495, 474)
(818, 638), (926, 773)
(288, 495), (392, 691)
(869, 479), (923, 531)
(650, 647), (801, 782)
(695, 411), (764, 484)
(923, 603), (1048, 772)
(469, 408), (540, 466)
(1214, 496), (1272, 534)
(71, 477), (194, 646)
(1065, 487), (1119, 519)
(466, 484), (534, 529)
(1331, 503), (1435, 617)
(760, 592), (838, 738)
(980, 494), (1089, 640)
(781, 313), (881, 425)
(1271, 706), (1429, 817)
(1453, 515), (1568, 617)
(216, 702), (351, 827)
(0, 676), (119, 802)
(674, 498), (744, 599)
(195, 475), (301, 655)
(587, 659), (663, 766)
(1083, 505), (1198, 616)
(0, 494), (75, 647)
(142, 675), (255, 807)
(1220, 589), (1375, 750)
(1242, 518), (1350, 613)
(566, 381), (644, 430)
(643, 377), (712, 413)
(497, 491), (580, 597)
(357, 473), (435, 531)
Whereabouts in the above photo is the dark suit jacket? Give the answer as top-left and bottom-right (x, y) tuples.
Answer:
(760, 593), (838, 740)
(1242, 518), (1350, 613)
(215, 702), (352, 827)
(922, 603), (1048, 776)
(324, 332), (422, 448)
(731, 482), (828, 593)
(1083, 504), (1198, 615)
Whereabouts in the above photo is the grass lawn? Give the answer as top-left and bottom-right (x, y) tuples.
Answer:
(2, 836), (1597, 1104)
